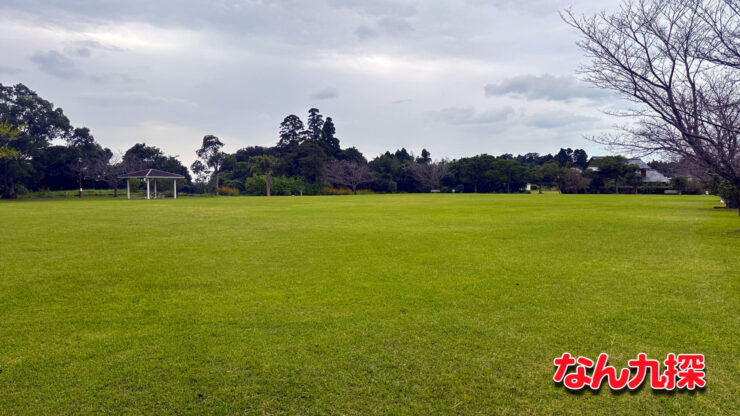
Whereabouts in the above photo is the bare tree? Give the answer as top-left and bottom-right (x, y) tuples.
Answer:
(699, 0), (740, 68)
(409, 161), (449, 190)
(325, 160), (372, 194)
(563, 0), (740, 213)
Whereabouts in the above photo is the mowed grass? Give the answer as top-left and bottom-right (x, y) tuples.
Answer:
(0, 194), (738, 415)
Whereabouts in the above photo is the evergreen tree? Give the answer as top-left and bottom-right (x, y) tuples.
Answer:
(320, 117), (340, 157)
(277, 115), (305, 148)
(306, 108), (324, 142)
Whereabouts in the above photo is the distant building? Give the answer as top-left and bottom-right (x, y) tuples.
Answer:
(587, 156), (671, 184)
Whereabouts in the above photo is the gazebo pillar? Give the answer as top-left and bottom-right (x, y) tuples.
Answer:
(146, 178), (150, 200)
(127, 179), (130, 200)
(154, 180), (157, 198)
(173, 179), (177, 199)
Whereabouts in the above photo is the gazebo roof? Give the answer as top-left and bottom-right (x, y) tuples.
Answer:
(119, 168), (185, 179)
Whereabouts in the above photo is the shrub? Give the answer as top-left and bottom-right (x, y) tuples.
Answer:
(128, 178), (142, 191)
(323, 187), (354, 195)
(245, 175), (320, 196)
(218, 185), (240, 196)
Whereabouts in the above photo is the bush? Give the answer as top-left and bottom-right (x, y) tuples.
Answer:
(323, 187), (354, 195)
(455, 184), (464, 194)
(128, 178), (142, 191)
(322, 187), (374, 195)
(14, 184), (30, 195)
(218, 185), (240, 196)
(245, 175), (320, 196)
(636, 185), (672, 194)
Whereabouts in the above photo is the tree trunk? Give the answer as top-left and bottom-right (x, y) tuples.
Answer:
(538, 182), (543, 194)
(266, 172), (271, 197)
(615, 179), (619, 194)
(215, 171), (220, 196)
(78, 165), (83, 198)
(352, 184), (357, 195)
(2, 171), (16, 199)
(113, 186), (118, 198)
(474, 184), (477, 193)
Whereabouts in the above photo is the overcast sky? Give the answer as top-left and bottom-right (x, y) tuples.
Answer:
(0, 0), (624, 165)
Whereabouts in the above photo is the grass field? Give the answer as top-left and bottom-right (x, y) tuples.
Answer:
(1, 194), (738, 415)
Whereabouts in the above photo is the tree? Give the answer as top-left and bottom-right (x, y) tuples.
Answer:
(563, 0), (740, 213)
(339, 147), (366, 164)
(588, 156), (638, 194)
(102, 150), (125, 197)
(192, 135), (226, 195)
(325, 160), (372, 194)
(245, 155), (283, 196)
(122, 142), (191, 184)
(409, 161), (448, 191)
(67, 127), (110, 197)
(320, 117), (341, 157)
(0, 83), (72, 198)
(560, 168), (591, 193)
(277, 115), (304, 148)
(555, 148), (574, 167)
(533, 161), (565, 193)
(572, 149), (589, 169)
(417, 149), (432, 164)
(0, 122), (22, 168)
(306, 108), (324, 142)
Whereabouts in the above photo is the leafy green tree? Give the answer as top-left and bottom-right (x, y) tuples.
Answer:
(192, 135), (226, 195)
(671, 176), (688, 195)
(277, 115), (304, 148)
(306, 108), (324, 142)
(588, 156), (638, 194)
(320, 117), (341, 157)
(572, 149), (588, 169)
(122, 142), (191, 182)
(533, 161), (565, 193)
(283, 141), (327, 184)
(417, 149), (431, 164)
(555, 148), (574, 167)
(339, 147), (366, 164)
(67, 127), (110, 197)
(0, 83), (72, 198)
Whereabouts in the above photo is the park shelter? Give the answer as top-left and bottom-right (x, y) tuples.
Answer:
(118, 169), (185, 199)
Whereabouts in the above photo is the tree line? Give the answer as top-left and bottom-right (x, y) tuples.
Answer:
(0, 83), (731, 201)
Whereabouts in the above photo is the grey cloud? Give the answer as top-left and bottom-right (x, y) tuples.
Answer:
(88, 73), (143, 85)
(355, 26), (378, 40)
(431, 107), (514, 125)
(72, 40), (125, 52)
(29, 50), (82, 79)
(485, 74), (612, 102)
(311, 87), (339, 100)
(73, 47), (91, 57)
(0, 66), (22, 74)
(392, 99), (412, 104)
(378, 17), (414, 35)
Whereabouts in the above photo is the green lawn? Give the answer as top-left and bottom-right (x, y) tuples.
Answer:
(1, 194), (738, 415)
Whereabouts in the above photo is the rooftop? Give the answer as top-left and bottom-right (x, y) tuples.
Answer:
(118, 169), (185, 179)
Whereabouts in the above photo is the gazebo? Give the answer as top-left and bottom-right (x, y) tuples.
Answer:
(118, 169), (185, 200)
